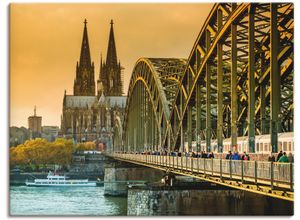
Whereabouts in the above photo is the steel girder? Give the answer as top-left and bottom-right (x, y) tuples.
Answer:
(123, 58), (186, 152)
(112, 113), (123, 152)
(166, 3), (293, 153)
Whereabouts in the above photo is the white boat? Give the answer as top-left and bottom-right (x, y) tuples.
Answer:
(25, 171), (97, 187)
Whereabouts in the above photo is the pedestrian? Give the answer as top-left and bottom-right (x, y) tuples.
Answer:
(276, 150), (283, 162)
(241, 152), (246, 160)
(268, 154), (275, 162)
(278, 152), (289, 163)
(208, 152), (214, 158)
(242, 152), (250, 161)
(232, 152), (241, 160)
(226, 151), (232, 160)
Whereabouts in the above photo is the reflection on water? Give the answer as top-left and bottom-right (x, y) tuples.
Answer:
(176, 190), (293, 215)
(10, 186), (127, 216)
(10, 186), (293, 216)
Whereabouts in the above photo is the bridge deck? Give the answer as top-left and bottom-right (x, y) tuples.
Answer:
(109, 153), (294, 201)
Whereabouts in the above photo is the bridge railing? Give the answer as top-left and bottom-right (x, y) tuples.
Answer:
(112, 153), (293, 190)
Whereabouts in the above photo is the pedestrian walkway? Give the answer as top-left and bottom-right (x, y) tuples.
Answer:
(109, 153), (294, 201)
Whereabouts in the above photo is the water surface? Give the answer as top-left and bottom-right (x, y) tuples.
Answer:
(10, 186), (127, 216)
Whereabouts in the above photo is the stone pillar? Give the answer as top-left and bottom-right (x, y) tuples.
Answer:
(104, 165), (164, 196)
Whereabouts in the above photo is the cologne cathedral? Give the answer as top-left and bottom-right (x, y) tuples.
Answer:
(60, 19), (126, 149)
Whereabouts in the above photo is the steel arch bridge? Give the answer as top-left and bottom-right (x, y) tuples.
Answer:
(120, 58), (187, 152)
(117, 3), (293, 155)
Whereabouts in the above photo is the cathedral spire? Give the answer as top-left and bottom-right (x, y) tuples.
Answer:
(79, 19), (92, 68)
(106, 19), (118, 67)
(73, 19), (95, 96)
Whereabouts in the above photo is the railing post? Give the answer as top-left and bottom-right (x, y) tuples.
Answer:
(197, 156), (200, 173)
(191, 157), (193, 172)
(172, 154), (174, 168)
(177, 154), (179, 169)
(204, 158), (206, 176)
(220, 159), (223, 180)
(160, 154), (162, 166)
(241, 160), (244, 184)
(166, 154), (168, 167)
(270, 161), (274, 190)
(165, 154), (167, 167)
(181, 156), (183, 170)
(185, 156), (188, 170)
(254, 161), (257, 185)
(186, 155), (188, 171)
(211, 158), (214, 176)
(290, 162), (293, 191)
(230, 159), (232, 179)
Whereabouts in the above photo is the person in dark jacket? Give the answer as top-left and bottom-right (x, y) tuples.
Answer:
(268, 154), (275, 162)
(208, 152), (214, 158)
(201, 151), (207, 158)
(276, 151), (283, 162)
(192, 151), (196, 158)
(225, 151), (232, 160)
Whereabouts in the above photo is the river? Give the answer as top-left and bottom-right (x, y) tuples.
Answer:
(10, 186), (293, 216)
(10, 186), (127, 216)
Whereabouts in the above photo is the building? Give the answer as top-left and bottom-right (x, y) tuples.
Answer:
(42, 126), (59, 142)
(28, 106), (42, 139)
(60, 19), (126, 150)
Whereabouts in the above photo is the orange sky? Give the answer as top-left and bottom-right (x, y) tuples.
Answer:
(10, 3), (213, 127)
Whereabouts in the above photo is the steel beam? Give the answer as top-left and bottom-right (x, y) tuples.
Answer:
(187, 105), (192, 152)
(260, 85), (266, 134)
(248, 6), (256, 153)
(196, 83), (201, 152)
(180, 91), (184, 152)
(270, 3), (280, 153)
(205, 30), (211, 152)
(217, 8), (223, 153)
(231, 4), (238, 151)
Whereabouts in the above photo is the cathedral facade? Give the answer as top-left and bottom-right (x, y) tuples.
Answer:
(60, 19), (126, 149)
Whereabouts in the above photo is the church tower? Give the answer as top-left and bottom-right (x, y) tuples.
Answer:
(74, 19), (95, 96)
(98, 20), (123, 97)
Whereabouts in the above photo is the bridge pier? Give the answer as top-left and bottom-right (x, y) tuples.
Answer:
(127, 181), (245, 216)
(103, 162), (164, 196)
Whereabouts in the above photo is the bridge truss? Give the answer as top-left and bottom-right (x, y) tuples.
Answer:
(118, 3), (293, 154)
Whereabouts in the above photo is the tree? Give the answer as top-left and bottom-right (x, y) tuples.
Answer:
(75, 141), (96, 152)
(9, 138), (75, 168)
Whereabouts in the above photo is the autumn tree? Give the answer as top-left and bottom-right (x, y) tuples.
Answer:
(75, 141), (96, 152)
(9, 138), (75, 168)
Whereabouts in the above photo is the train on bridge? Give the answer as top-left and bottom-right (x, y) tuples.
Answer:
(194, 132), (294, 154)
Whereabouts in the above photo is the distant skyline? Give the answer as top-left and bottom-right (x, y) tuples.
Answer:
(10, 3), (213, 127)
